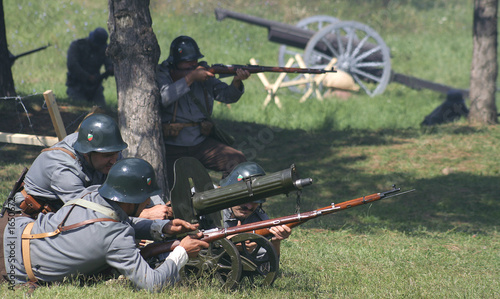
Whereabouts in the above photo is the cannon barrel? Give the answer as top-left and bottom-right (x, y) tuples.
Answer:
(214, 8), (383, 62)
(215, 8), (313, 48)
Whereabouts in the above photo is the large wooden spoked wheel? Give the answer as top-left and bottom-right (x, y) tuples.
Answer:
(278, 15), (339, 94)
(304, 20), (391, 97)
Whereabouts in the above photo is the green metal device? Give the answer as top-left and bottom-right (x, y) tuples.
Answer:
(170, 157), (313, 227)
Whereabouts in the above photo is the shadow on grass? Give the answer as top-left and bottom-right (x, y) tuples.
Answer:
(218, 119), (499, 236)
(0, 115), (497, 236)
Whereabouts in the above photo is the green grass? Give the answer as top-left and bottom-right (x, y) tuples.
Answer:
(1, 0), (500, 298)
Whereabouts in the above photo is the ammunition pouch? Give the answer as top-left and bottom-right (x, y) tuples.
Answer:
(162, 122), (199, 137)
(200, 121), (213, 136)
(19, 190), (55, 219)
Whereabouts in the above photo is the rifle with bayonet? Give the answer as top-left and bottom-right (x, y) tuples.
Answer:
(9, 44), (50, 66)
(140, 185), (415, 259)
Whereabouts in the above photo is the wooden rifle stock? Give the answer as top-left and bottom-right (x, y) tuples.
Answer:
(140, 186), (413, 259)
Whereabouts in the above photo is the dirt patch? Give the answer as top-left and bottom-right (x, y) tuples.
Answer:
(0, 95), (114, 138)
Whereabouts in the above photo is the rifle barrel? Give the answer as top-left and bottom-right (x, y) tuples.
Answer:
(9, 45), (50, 64)
(140, 186), (413, 259)
(207, 64), (336, 76)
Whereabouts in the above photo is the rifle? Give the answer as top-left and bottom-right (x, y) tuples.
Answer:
(0, 167), (28, 218)
(9, 44), (50, 66)
(204, 63), (336, 78)
(140, 185), (415, 259)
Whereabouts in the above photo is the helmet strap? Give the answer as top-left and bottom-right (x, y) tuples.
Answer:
(84, 152), (95, 170)
(132, 203), (140, 217)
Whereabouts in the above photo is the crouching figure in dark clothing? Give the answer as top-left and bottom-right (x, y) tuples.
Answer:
(66, 27), (114, 107)
(421, 89), (469, 126)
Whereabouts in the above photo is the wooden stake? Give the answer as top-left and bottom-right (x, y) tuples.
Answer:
(43, 90), (67, 141)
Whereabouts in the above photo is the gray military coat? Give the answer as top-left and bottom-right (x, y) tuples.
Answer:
(14, 132), (107, 211)
(4, 186), (182, 292)
(156, 61), (244, 147)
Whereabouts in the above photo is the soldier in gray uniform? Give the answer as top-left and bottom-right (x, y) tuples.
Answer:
(220, 162), (292, 255)
(13, 114), (170, 220)
(1, 158), (208, 291)
(66, 27), (114, 107)
(156, 35), (250, 190)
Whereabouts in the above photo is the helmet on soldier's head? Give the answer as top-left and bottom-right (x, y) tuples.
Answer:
(73, 114), (128, 154)
(220, 162), (267, 203)
(166, 35), (204, 66)
(88, 27), (108, 46)
(98, 158), (162, 204)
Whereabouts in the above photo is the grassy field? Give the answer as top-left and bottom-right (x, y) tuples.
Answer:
(1, 0), (500, 298)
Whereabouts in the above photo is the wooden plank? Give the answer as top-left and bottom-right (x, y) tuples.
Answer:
(43, 90), (67, 141)
(0, 132), (59, 147)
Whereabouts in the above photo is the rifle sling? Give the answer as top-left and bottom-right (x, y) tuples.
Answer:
(41, 147), (77, 160)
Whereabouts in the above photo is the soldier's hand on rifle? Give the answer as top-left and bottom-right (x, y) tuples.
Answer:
(184, 65), (214, 85)
(269, 225), (292, 241)
(163, 219), (199, 235)
(233, 68), (251, 81)
(179, 232), (209, 258)
(231, 69), (250, 90)
(138, 204), (173, 220)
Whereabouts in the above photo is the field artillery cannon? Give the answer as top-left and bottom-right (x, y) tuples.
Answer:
(157, 157), (313, 288)
(215, 8), (468, 98)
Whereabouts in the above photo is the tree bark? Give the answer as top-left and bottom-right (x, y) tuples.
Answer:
(469, 0), (498, 124)
(0, 0), (16, 97)
(107, 0), (167, 197)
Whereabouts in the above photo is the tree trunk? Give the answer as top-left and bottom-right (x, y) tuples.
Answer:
(0, 0), (16, 97)
(469, 0), (498, 124)
(107, 0), (167, 197)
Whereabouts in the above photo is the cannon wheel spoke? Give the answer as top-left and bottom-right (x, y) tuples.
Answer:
(180, 238), (242, 290)
(278, 15), (339, 94)
(230, 233), (279, 287)
(304, 20), (391, 97)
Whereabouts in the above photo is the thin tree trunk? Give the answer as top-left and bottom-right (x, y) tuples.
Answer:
(107, 0), (167, 197)
(0, 0), (16, 97)
(469, 0), (498, 124)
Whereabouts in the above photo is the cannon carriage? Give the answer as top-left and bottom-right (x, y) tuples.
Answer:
(214, 8), (468, 98)
(158, 157), (313, 288)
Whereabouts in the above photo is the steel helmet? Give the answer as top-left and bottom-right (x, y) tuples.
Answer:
(73, 114), (128, 154)
(166, 35), (204, 65)
(88, 27), (108, 46)
(98, 158), (162, 204)
(220, 162), (267, 203)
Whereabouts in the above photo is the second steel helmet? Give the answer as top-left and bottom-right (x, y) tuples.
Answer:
(220, 162), (267, 203)
(73, 114), (128, 154)
(166, 35), (204, 65)
(88, 27), (108, 46)
(98, 158), (162, 204)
